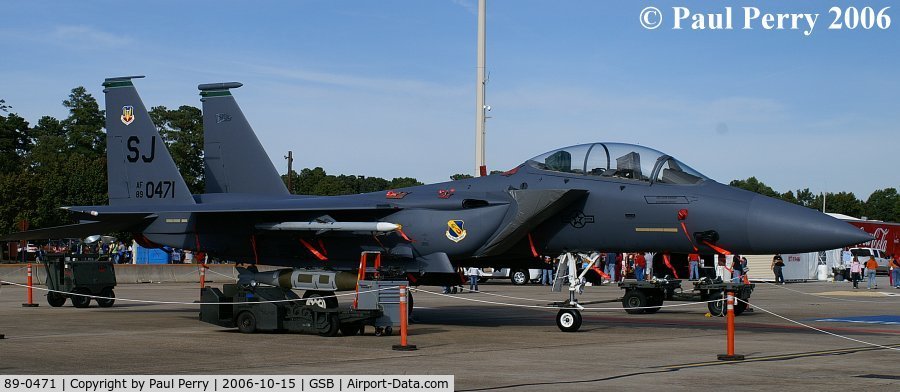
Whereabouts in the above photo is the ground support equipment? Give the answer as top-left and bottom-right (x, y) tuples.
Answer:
(199, 283), (383, 337)
(618, 277), (755, 316)
(41, 253), (116, 308)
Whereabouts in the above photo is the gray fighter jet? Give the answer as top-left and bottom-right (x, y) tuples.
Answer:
(8, 76), (872, 286)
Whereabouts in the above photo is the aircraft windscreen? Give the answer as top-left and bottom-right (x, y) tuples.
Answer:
(526, 143), (708, 185)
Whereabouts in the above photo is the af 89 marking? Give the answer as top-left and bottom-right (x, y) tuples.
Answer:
(135, 181), (176, 199)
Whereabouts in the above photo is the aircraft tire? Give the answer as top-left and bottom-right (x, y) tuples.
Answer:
(97, 288), (115, 308)
(47, 292), (66, 307)
(71, 288), (91, 308)
(236, 311), (257, 334)
(510, 269), (529, 285)
(622, 291), (648, 314)
(556, 309), (582, 332)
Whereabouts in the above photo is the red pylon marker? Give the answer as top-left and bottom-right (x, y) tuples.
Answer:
(392, 285), (417, 351)
(717, 291), (744, 361)
(22, 263), (39, 307)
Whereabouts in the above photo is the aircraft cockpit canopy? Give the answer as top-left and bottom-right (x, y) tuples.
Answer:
(526, 143), (709, 185)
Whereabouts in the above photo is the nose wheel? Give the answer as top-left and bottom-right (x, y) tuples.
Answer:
(552, 252), (598, 332)
(556, 309), (582, 332)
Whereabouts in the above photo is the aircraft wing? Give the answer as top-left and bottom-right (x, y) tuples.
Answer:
(475, 189), (589, 257)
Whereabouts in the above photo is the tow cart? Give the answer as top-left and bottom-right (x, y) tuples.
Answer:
(41, 253), (116, 308)
(619, 278), (755, 316)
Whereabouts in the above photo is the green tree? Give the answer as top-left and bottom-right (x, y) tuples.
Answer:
(450, 173), (474, 181)
(780, 190), (798, 205)
(824, 192), (863, 217)
(729, 177), (779, 198)
(27, 116), (67, 171)
(282, 167), (421, 196)
(61, 87), (105, 157)
(0, 99), (10, 113)
(0, 112), (31, 172)
(389, 177), (423, 188)
(863, 188), (899, 222)
(795, 188), (818, 209)
(149, 105), (204, 193)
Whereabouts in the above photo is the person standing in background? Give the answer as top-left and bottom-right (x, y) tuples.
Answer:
(634, 252), (647, 281)
(890, 254), (900, 289)
(849, 256), (862, 289)
(771, 254), (785, 284)
(466, 266), (481, 292)
(688, 253), (700, 280)
(541, 255), (553, 286)
(732, 254), (744, 283)
(604, 252), (617, 283)
(865, 255), (879, 289)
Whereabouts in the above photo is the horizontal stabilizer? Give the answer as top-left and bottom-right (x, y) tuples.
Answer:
(2, 216), (155, 241)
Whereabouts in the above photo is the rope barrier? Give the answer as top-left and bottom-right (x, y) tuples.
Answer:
(205, 268), (238, 280)
(0, 279), (397, 306)
(412, 287), (719, 311)
(734, 298), (900, 353)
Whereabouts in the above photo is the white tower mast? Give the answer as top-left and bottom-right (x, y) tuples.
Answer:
(475, 0), (487, 176)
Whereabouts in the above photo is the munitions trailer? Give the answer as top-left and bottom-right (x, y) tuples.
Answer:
(619, 278), (754, 316)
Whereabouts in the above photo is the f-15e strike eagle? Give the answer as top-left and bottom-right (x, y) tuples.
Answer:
(8, 76), (872, 286)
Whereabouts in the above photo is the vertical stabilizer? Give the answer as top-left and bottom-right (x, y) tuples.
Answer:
(103, 76), (195, 205)
(199, 83), (289, 195)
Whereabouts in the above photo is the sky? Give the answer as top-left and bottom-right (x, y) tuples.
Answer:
(1, 0), (897, 199)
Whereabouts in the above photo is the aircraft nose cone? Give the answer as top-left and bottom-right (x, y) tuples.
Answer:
(746, 195), (873, 254)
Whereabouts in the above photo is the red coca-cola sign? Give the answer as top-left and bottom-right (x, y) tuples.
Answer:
(847, 221), (900, 256)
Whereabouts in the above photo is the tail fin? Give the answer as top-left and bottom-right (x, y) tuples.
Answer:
(199, 82), (289, 195)
(103, 76), (195, 206)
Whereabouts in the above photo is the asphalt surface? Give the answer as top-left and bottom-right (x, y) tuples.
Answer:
(1, 276), (899, 391)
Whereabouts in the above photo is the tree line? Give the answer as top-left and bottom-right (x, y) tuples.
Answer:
(1, 87), (897, 237)
(728, 177), (898, 222)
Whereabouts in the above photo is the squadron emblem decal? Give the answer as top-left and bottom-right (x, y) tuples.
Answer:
(445, 220), (467, 243)
(121, 106), (135, 125)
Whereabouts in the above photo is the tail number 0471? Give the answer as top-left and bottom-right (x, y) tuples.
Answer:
(135, 181), (175, 199)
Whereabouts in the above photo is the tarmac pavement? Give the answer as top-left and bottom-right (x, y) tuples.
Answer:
(1, 277), (899, 391)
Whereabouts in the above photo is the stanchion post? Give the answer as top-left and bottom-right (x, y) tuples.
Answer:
(22, 263), (39, 307)
(392, 285), (417, 351)
(199, 264), (206, 289)
(717, 291), (744, 361)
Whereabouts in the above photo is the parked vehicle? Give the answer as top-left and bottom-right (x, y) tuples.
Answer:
(848, 247), (891, 273)
(478, 268), (542, 285)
